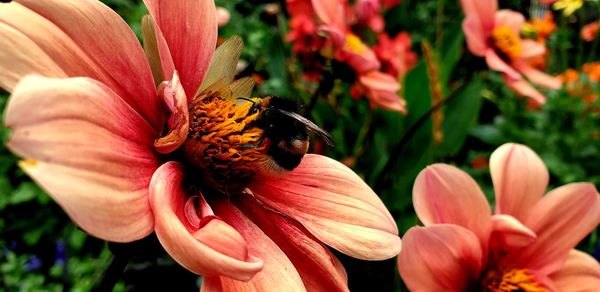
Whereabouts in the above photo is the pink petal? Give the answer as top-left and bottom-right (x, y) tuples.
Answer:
(506, 183), (600, 275)
(520, 40), (546, 59)
(202, 199), (306, 292)
(358, 72), (407, 113)
(485, 49), (522, 80)
(149, 162), (264, 280)
(489, 143), (549, 221)
(517, 64), (563, 90)
(460, 0), (496, 32)
(462, 16), (488, 57)
(249, 154), (401, 260)
(413, 164), (491, 243)
(236, 194), (348, 292)
(4, 76), (160, 242)
(550, 249), (600, 291)
(490, 214), (537, 252)
(143, 0), (218, 95)
(0, 0), (161, 129)
(153, 72), (189, 154)
(503, 74), (547, 105)
(311, 0), (345, 30)
(495, 9), (526, 35)
(397, 225), (483, 291)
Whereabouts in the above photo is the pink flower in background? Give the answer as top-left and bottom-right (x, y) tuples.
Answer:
(1, 0), (401, 290)
(461, 0), (562, 106)
(354, 0), (385, 32)
(398, 143), (600, 291)
(373, 32), (418, 79)
(311, 0), (407, 112)
(216, 7), (231, 27)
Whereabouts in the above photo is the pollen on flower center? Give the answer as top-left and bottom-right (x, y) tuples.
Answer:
(345, 34), (367, 53)
(182, 90), (267, 193)
(481, 268), (545, 292)
(490, 26), (522, 61)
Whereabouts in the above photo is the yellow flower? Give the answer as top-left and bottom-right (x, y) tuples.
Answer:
(552, 0), (584, 16)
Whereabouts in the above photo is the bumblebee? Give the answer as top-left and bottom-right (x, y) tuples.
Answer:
(182, 94), (332, 193)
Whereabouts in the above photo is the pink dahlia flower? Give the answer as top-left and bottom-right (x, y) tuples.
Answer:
(0, 0), (401, 290)
(398, 143), (600, 291)
(373, 32), (418, 79)
(461, 0), (562, 106)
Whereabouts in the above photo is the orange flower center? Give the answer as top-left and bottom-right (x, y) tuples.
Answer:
(481, 268), (545, 292)
(344, 34), (367, 54)
(182, 91), (266, 193)
(491, 26), (522, 61)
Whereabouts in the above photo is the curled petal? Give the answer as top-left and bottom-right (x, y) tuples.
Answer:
(4, 76), (159, 242)
(203, 199), (306, 292)
(0, 0), (160, 128)
(250, 154), (401, 260)
(236, 194), (348, 292)
(550, 249), (600, 291)
(507, 183), (600, 275)
(149, 162), (263, 280)
(398, 225), (483, 291)
(490, 214), (537, 251)
(154, 72), (189, 154)
(413, 164), (491, 243)
(490, 143), (549, 221)
(143, 0), (218, 95)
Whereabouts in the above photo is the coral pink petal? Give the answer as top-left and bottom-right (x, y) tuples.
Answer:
(143, 0), (218, 95)
(462, 16), (488, 57)
(235, 194), (348, 292)
(413, 164), (491, 243)
(4, 76), (159, 242)
(359, 71), (401, 92)
(490, 214), (537, 252)
(489, 143), (549, 221)
(503, 75), (547, 106)
(397, 225), (483, 291)
(311, 0), (345, 30)
(507, 183), (600, 275)
(495, 9), (526, 35)
(520, 40), (546, 59)
(250, 154), (401, 260)
(485, 49), (521, 80)
(517, 64), (563, 90)
(154, 72), (189, 154)
(460, 0), (496, 32)
(202, 199), (306, 292)
(0, 0), (160, 129)
(149, 162), (264, 280)
(550, 249), (600, 291)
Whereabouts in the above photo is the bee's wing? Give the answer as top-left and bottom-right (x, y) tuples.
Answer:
(277, 110), (335, 146)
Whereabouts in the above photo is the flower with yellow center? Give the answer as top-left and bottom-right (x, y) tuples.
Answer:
(397, 143), (600, 291)
(491, 26), (523, 61)
(0, 0), (402, 290)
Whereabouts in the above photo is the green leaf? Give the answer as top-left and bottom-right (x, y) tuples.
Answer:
(436, 76), (484, 156)
(9, 182), (43, 205)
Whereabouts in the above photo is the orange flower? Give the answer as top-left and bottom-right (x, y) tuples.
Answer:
(583, 62), (600, 82)
(528, 13), (557, 42)
(581, 21), (600, 42)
